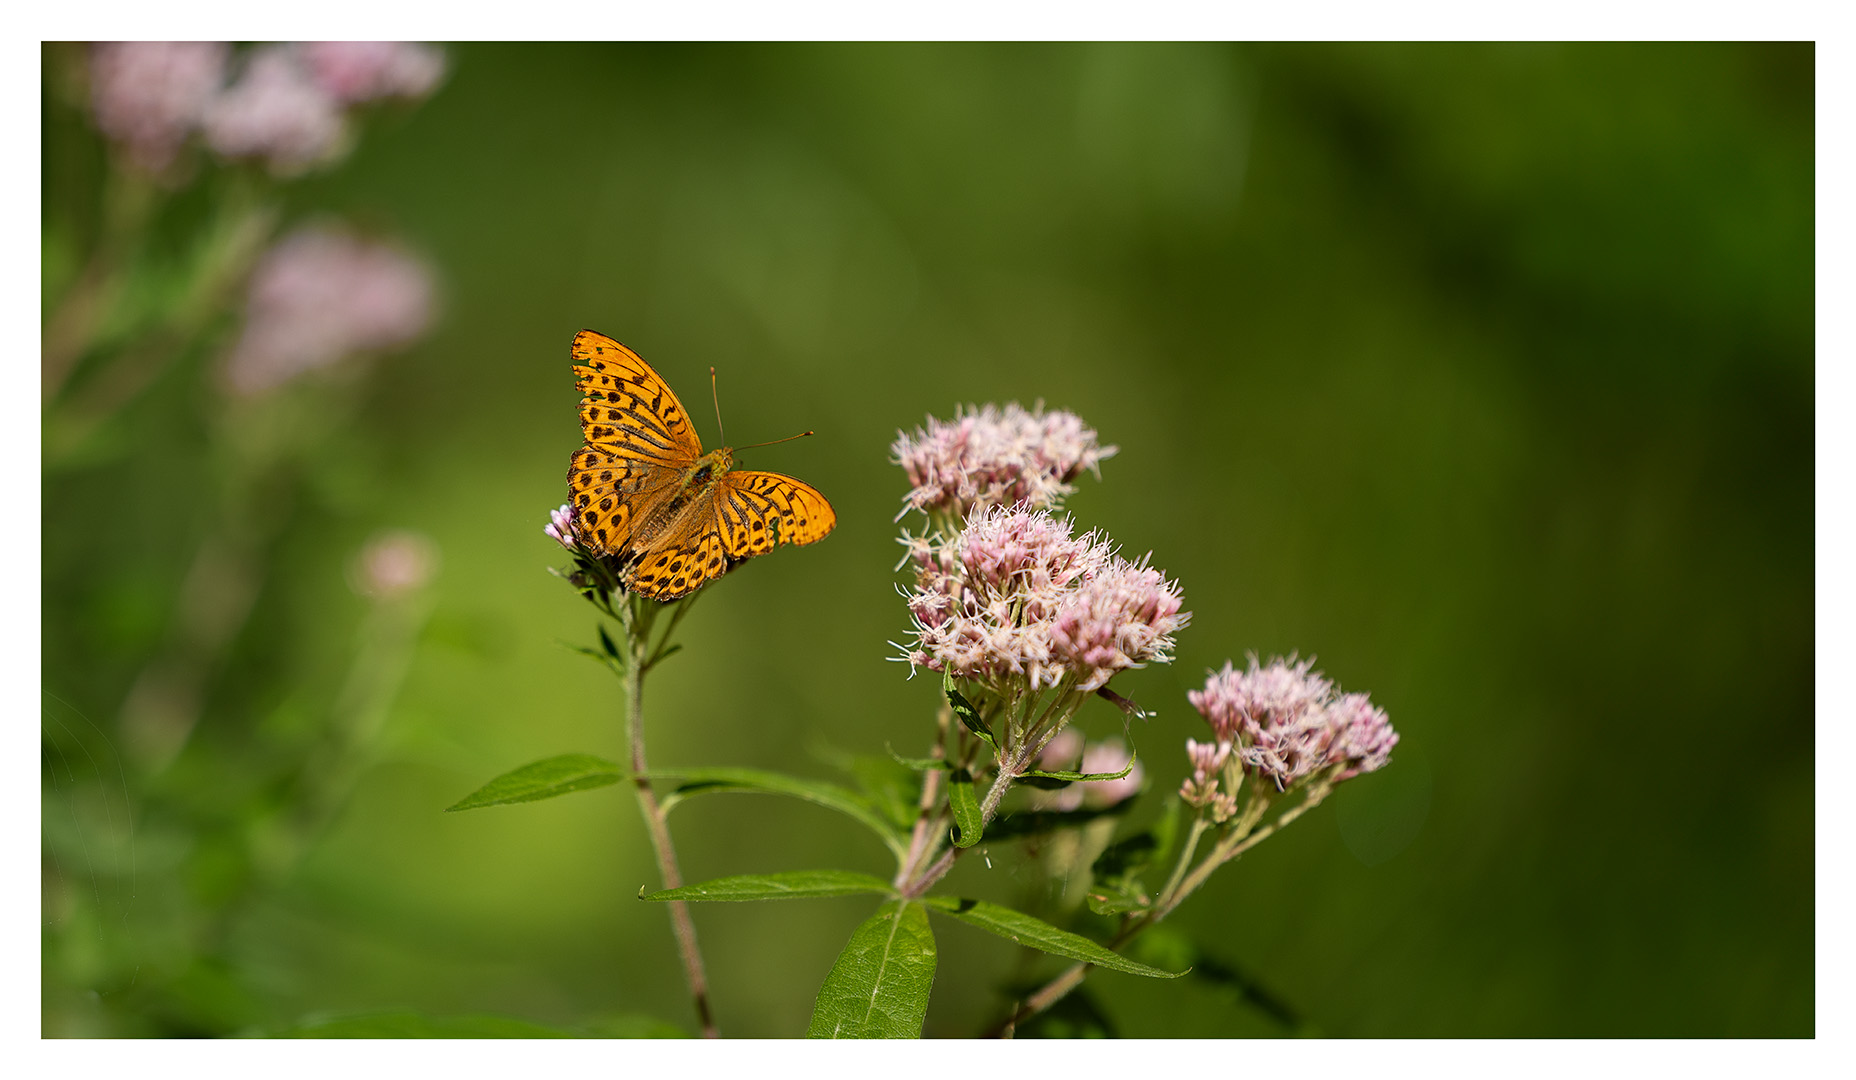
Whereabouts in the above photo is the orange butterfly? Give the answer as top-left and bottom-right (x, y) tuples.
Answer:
(566, 329), (836, 600)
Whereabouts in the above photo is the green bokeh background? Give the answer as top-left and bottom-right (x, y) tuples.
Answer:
(42, 42), (1813, 1037)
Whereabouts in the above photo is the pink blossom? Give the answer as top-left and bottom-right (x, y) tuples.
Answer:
(1188, 657), (1396, 792)
(300, 42), (445, 104)
(893, 403), (1116, 522)
(1328, 692), (1399, 781)
(350, 530), (438, 598)
(1187, 655), (1333, 744)
(202, 45), (346, 174)
(545, 504), (580, 551)
(221, 225), (435, 396)
(88, 42), (227, 173)
(1048, 555), (1186, 691)
(904, 507), (1181, 694)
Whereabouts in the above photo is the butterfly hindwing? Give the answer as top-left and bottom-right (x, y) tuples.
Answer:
(717, 472), (838, 557)
(624, 528), (730, 601)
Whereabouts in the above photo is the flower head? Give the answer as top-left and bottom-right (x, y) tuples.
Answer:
(88, 42), (228, 173)
(545, 504), (580, 551)
(1049, 554), (1186, 692)
(903, 506), (1183, 695)
(220, 224), (435, 397)
(1188, 657), (1396, 792)
(299, 41), (445, 104)
(349, 530), (438, 598)
(202, 45), (347, 174)
(893, 403), (1116, 523)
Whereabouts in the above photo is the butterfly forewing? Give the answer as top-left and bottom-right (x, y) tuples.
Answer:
(569, 330), (703, 555)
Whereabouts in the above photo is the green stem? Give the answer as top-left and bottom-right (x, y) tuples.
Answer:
(618, 596), (718, 1039)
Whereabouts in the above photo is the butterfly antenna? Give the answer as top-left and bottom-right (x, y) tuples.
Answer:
(736, 430), (816, 452)
(710, 366), (726, 446)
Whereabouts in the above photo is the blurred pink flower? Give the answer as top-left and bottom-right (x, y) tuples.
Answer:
(893, 403), (1116, 523)
(88, 42), (228, 173)
(350, 530), (439, 598)
(300, 41), (446, 104)
(202, 45), (346, 174)
(1032, 736), (1142, 812)
(221, 225), (435, 396)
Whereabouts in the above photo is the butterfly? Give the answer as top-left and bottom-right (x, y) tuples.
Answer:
(566, 329), (837, 600)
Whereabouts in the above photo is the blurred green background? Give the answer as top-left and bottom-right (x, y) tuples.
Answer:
(42, 42), (1813, 1038)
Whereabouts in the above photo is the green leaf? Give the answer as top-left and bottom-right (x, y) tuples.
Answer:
(920, 896), (1183, 979)
(850, 754), (925, 830)
(806, 901), (938, 1038)
(274, 1011), (579, 1038)
(944, 672), (995, 748)
(651, 767), (907, 859)
(642, 870), (895, 903)
(445, 754), (624, 811)
(597, 622), (623, 661)
(947, 768), (983, 848)
(1019, 755), (1137, 784)
(886, 743), (954, 771)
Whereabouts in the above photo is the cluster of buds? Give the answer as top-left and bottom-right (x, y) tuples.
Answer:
(87, 41), (445, 179)
(892, 402), (1116, 528)
(1182, 656), (1397, 809)
(220, 224), (437, 397)
(902, 505), (1186, 697)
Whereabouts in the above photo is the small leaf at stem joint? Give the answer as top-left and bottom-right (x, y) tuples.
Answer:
(948, 768), (984, 848)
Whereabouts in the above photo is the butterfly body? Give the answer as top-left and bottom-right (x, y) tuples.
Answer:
(565, 330), (834, 601)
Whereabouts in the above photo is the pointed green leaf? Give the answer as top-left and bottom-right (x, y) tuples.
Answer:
(597, 623), (623, 661)
(885, 744), (954, 771)
(806, 901), (937, 1038)
(943, 672), (995, 748)
(642, 870), (895, 903)
(1085, 890), (1153, 916)
(920, 896), (1183, 979)
(947, 768), (983, 848)
(650, 767), (907, 859)
(1019, 754), (1137, 785)
(445, 754), (624, 811)
(849, 754), (925, 830)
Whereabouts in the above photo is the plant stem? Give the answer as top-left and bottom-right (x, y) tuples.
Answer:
(618, 598), (718, 1039)
(986, 777), (1339, 1035)
(898, 740), (1031, 899)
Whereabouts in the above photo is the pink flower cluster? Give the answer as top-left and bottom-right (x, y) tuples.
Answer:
(220, 225), (436, 396)
(904, 506), (1186, 693)
(1032, 731), (1145, 812)
(88, 42), (228, 173)
(545, 504), (580, 551)
(349, 530), (439, 599)
(88, 41), (445, 177)
(1185, 656), (1397, 794)
(892, 403), (1117, 523)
